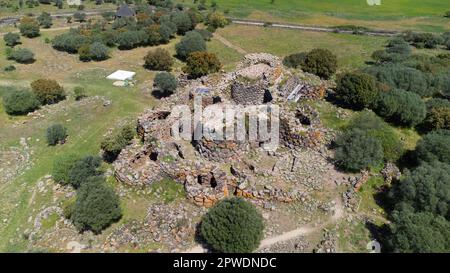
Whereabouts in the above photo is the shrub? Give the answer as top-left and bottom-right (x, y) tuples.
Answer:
(347, 111), (404, 162)
(374, 89), (426, 127)
(116, 31), (144, 50)
(183, 51), (222, 78)
(67, 156), (103, 188)
(334, 128), (384, 172)
(415, 130), (450, 164)
(145, 24), (162, 46)
(143, 48), (173, 71)
(7, 48), (34, 63)
(73, 11), (86, 22)
(101, 124), (135, 162)
(46, 123), (67, 145)
(89, 42), (109, 61)
(205, 11), (228, 29)
(193, 29), (213, 41)
(159, 22), (177, 43)
(52, 153), (80, 185)
(73, 86), (86, 101)
(175, 31), (206, 60)
(154, 72), (178, 94)
(389, 161), (450, 219)
(4, 65), (16, 72)
(335, 72), (378, 110)
(200, 197), (264, 253)
(421, 99), (450, 131)
(52, 32), (89, 54)
(2, 87), (39, 115)
(283, 52), (307, 68)
(386, 37), (411, 55)
(37, 12), (52, 28)
(71, 176), (122, 233)
(171, 12), (193, 35)
(301, 48), (337, 79)
(77, 44), (91, 61)
(3, 32), (20, 47)
(19, 16), (40, 38)
(31, 79), (65, 105)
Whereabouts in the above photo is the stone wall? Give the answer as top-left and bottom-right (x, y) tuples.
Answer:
(231, 80), (267, 105)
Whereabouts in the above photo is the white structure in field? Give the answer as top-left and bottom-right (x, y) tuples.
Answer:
(106, 70), (136, 81)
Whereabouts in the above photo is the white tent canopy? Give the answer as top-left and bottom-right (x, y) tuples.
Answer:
(106, 70), (136, 81)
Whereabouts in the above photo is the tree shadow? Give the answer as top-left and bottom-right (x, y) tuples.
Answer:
(151, 89), (173, 99)
(365, 221), (392, 253)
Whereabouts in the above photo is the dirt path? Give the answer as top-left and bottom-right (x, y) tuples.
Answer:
(185, 197), (345, 253)
(212, 33), (247, 54)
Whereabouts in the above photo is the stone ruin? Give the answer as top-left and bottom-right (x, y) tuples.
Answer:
(279, 76), (326, 102)
(114, 53), (331, 208)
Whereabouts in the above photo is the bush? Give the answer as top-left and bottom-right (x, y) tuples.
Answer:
(183, 51), (222, 78)
(389, 161), (450, 219)
(116, 31), (145, 50)
(144, 48), (174, 71)
(335, 72), (378, 110)
(334, 128), (384, 172)
(30, 79), (65, 105)
(73, 86), (86, 101)
(347, 111), (404, 162)
(386, 37), (411, 55)
(159, 22), (177, 43)
(46, 123), (67, 145)
(19, 16), (40, 38)
(67, 156), (103, 188)
(52, 153), (80, 185)
(175, 31), (206, 60)
(73, 11), (86, 22)
(4, 65), (16, 72)
(77, 44), (91, 61)
(421, 99), (450, 131)
(145, 24), (162, 46)
(171, 12), (193, 35)
(2, 87), (40, 115)
(101, 124), (135, 162)
(7, 48), (34, 63)
(71, 176), (122, 233)
(282, 52), (307, 68)
(200, 197), (264, 253)
(415, 130), (450, 164)
(37, 12), (52, 28)
(205, 11), (228, 29)
(3, 32), (20, 47)
(193, 29), (213, 41)
(154, 72), (178, 94)
(52, 32), (89, 54)
(374, 89), (426, 127)
(301, 48), (337, 79)
(89, 42), (109, 61)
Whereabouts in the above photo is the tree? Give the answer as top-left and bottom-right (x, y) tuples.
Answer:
(71, 176), (122, 233)
(283, 52), (307, 68)
(183, 51), (222, 78)
(389, 161), (450, 219)
(145, 24), (162, 46)
(77, 44), (92, 62)
(415, 130), (450, 164)
(7, 48), (35, 63)
(2, 87), (39, 115)
(374, 89), (426, 127)
(171, 12), (193, 35)
(73, 11), (86, 22)
(301, 48), (337, 79)
(67, 156), (103, 188)
(89, 42), (109, 61)
(205, 11), (228, 29)
(159, 22), (177, 43)
(387, 210), (450, 253)
(3, 32), (20, 47)
(46, 123), (67, 145)
(154, 72), (178, 94)
(52, 153), (80, 185)
(19, 16), (40, 38)
(31, 79), (65, 105)
(101, 124), (135, 162)
(144, 48), (174, 71)
(175, 31), (206, 60)
(200, 197), (264, 253)
(193, 29), (213, 41)
(116, 31), (144, 50)
(52, 32), (89, 54)
(335, 72), (378, 110)
(334, 128), (384, 172)
(37, 12), (52, 28)
(421, 99), (450, 131)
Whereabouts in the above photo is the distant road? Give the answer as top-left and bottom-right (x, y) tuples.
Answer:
(1, 10), (399, 37)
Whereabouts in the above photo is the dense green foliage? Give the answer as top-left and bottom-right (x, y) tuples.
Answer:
(154, 72), (178, 94)
(67, 156), (103, 189)
(101, 124), (135, 162)
(3, 32), (20, 47)
(421, 99), (450, 131)
(46, 123), (68, 146)
(301, 48), (337, 79)
(374, 89), (426, 127)
(37, 12), (52, 28)
(205, 11), (228, 29)
(30, 79), (65, 105)
(335, 72), (378, 110)
(18, 16), (40, 38)
(175, 31), (206, 59)
(144, 48), (174, 71)
(73, 86), (87, 101)
(71, 176), (122, 233)
(282, 52), (307, 68)
(415, 130), (450, 164)
(52, 153), (81, 186)
(7, 48), (35, 63)
(183, 51), (222, 78)
(200, 197), (264, 253)
(2, 87), (40, 115)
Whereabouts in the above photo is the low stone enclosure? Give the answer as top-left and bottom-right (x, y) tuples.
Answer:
(114, 53), (334, 208)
